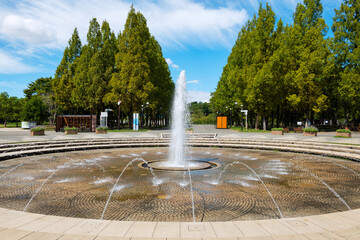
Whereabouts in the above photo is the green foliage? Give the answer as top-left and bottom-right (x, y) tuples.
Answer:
(21, 96), (49, 124)
(23, 77), (57, 124)
(53, 28), (82, 114)
(332, 0), (360, 122)
(271, 128), (284, 131)
(30, 127), (45, 132)
(210, 0), (355, 129)
(24, 77), (53, 99)
(0, 92), (22, 127)
(188, 102), (214, 124)
(336, 129), (351, 133)
(96, 126), (108, 130)
(105, 6), (173, 126)
(49, 6), (172, 129)
(303, 127), (318, 132)
(64, 127), (78, 131)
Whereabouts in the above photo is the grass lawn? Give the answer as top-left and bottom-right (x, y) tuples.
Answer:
(0, 122), (21, 128)
(107, 129), (148, 132)
(230, 127), (270, 133)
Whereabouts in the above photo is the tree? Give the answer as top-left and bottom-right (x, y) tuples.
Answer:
(0, 92), (11, 127)
(332, 0), (360, 126)
(53, 28), (82, 114)
(23, 77), (57, 124)
(24, 77), (53, 99)
(22, 96), (49, 124)
(105, 6), (173, 127)
(285, 0), (330, 127)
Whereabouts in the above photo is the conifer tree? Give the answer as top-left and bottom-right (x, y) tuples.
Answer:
(285, 0), (329, 127)
(53, 28), (82, 113)
(105, 6), (172, 126)
(332, 0), (360, 126)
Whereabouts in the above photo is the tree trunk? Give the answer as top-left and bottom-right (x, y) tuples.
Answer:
(4, 118), (6, 128)
(263, 117), (266, 131)
(129, 110), (133, 129)
(255, 114), (259, 130)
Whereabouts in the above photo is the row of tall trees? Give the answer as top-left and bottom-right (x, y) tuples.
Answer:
(52, 6), (174, 125)
(211, 0), (360, 129)
(1, 7), (174, 128)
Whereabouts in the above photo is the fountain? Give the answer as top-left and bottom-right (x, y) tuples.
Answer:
(148, 70), (212, 171)
(0, 70), (359, 222)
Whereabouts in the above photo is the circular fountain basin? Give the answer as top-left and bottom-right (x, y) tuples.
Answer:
(145, 160), (218, 171)
(0, 147), (359, 222)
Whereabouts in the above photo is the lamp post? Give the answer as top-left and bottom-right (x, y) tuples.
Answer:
(117, 99), (121, 130)
(229, 108), (232, 127)
(241, 104), (244, 131)
(235, 102), (238, 127)
(142, 102), (149, 128)
(225, 106), (228, 128)
(141, 104), (144, 129)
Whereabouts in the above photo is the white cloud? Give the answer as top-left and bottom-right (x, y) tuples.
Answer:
(0, 50), (38, 74)
(187, 80), (199, 84)
(187, 90), (210, 103)
(0, 14), (56, 45)
(165, 58), (180, 69)
(0, 0), (248, 51)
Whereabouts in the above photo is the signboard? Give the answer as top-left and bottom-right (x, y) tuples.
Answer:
(21, 121), (36, 129)
(241, 110), (248, 115)
(100, 112), (108, 127)
(133, 113), (139, 131)
(216, 116), (227, 129)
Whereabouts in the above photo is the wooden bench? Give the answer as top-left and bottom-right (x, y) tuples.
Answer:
(293, 127), (303, 133)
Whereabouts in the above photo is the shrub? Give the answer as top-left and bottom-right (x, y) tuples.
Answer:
(30, 127), (45, 132)
(303, 127), (318, 132)
(336, 129), (351, 133)
(64, 127), (77, 131)
(96, 126), (108, 130)
(271, 128), (284, 131)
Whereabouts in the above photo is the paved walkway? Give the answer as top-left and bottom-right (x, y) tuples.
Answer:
(1, 125), (360, 145)
(0, 207), (359, 239)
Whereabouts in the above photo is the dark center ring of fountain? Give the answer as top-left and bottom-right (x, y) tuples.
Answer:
(141, 160), (220, 171)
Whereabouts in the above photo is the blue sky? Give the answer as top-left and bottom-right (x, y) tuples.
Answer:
(0, 0), (343, 102)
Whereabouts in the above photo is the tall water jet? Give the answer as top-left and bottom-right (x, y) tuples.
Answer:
(148, 70), (211, 171)
(169, 70), (188, 166)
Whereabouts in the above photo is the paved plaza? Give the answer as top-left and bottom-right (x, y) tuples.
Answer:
(1, 125), (360, 144)
(0, 125), (359, 239)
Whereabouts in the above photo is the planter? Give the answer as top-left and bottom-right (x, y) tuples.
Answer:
(336, 132), (351, 138)
(65, 130), (78, 135)
(271, 130), (284, 135)
(30, 130), (44, 136)
(303, 131), (317, 137)
(186, 130), (194, 134)
(96, 129), (107, 134)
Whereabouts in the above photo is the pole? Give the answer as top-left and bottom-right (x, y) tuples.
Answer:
(118, 105), (120, 130)
(246, 114), (248, 130)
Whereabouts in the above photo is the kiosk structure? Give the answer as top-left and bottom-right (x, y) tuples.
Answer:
(56, 115), (97, 132)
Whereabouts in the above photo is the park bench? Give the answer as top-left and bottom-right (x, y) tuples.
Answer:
(293, 127), (303, 133)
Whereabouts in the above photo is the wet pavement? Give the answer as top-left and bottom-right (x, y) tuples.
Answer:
(0, 147), (359, 222)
